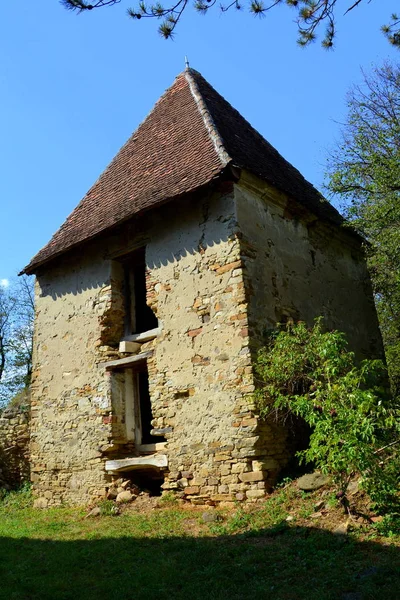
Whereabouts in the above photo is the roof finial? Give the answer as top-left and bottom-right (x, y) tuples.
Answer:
(184, 56), (190, 69)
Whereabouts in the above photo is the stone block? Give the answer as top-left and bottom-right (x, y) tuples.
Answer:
(207, 477), (219, 486)
(215, 260), (241, 275)
(116, 491), (134, 503)
(220, 465), (231, 476)
(231, 462), (250, 474)
(200, 486), (217, 495)
(191, 477), (206, 486)
(183, 486), (200, 495)
(212, 494), (235, 502)
(252, 458), (279, 471)
(33, 497), (49, 509)
(239, 471), (266, 483)
(297, 473), (330, 491)
(221, 475), (238, 485)
(219, 501), (236, 509)
(214, 454), (231, 462)
(118, 341), (141, 353)
(246, 490), (265, 499)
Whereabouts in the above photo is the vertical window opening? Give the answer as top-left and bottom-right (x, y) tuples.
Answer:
(122, 247), (158, 336)
(124, 366), (166, 447)
(137, 369), (163, 445)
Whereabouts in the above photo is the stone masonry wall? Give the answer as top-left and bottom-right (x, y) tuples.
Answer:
(235, 174), (382, 357)
(30, 175), (383, 507)
(31, 185), (265, 505)
(233, 174), (384, 475)
(31, 249), (116, 507)
(143, 189), (265, 503)
(0, 403), (30, 490)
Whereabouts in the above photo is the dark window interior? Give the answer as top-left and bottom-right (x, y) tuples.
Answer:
(122, 248), (158, 335)
(138, 369), (165, 444)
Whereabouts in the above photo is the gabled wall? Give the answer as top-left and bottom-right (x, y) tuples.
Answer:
(30, 185), (260, 506)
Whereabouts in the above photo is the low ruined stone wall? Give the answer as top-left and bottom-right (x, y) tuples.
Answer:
(0, 405), (30, 489)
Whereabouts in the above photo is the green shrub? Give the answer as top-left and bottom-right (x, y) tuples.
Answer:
(0, 483), (32, 510)
(255, 319), (400, 511)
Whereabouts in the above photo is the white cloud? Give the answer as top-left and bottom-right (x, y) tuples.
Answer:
(0, 279), (9, 288)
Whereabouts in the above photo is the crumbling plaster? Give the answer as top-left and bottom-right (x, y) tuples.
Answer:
(29, 174), (383, 507)
(31, 186), (260, 505)
(235, 173), (383, 359)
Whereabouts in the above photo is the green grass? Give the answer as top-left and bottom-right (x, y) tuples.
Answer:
(0, 487), (399, 600)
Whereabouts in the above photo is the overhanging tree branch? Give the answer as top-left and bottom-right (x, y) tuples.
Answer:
(60, 0), (400, 46)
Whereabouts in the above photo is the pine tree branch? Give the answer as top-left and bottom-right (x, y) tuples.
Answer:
(60, 0), (400, 46)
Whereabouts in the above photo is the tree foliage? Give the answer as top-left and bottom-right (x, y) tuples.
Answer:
(60, 0), (400, 46)
(326, 61), (400, 397)
(255, 319), (400, 511)
(0, 277), (34, 407)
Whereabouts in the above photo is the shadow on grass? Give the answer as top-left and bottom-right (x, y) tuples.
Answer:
(0, 524), (399, 600)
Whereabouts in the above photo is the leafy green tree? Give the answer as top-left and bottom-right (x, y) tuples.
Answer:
(255, 319), (399, 511)
(0, 277), (34, 407)
(61, 0), (400, 45)
(326, 61), (400, 397)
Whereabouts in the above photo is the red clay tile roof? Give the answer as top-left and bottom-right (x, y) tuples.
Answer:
(23, 69), (342, 274)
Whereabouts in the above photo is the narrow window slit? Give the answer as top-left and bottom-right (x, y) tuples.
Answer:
(122, 247), (158, 336)
(124, 366), (166, 449)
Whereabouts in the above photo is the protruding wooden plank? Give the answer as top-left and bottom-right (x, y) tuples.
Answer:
(99, 351), (152, 371)
(105, 454), (168, 472)
(123, 327), (162, 344)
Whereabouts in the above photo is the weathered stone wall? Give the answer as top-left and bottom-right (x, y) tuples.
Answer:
(31, 185), (261, 505)
(235, 173), (382, 357)
(144, 188), (262, 503)
(31, 248), (116, 507)
(30, 174), (382, 507)
(231, 173), (384, 484)
(0, 404), (30, 489)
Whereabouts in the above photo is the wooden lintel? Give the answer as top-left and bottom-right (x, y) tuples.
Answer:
(122, 326), (162, 344)
(105, 454), (168, 472)
(100, 351), (152, 371)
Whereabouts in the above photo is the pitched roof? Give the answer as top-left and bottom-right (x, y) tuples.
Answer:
(23, 68), (342, 274)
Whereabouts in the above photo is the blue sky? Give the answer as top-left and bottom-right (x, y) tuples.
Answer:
(0, 1), (398, 284)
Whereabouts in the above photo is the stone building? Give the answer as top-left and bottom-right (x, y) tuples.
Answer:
(23, 68), (382, 507)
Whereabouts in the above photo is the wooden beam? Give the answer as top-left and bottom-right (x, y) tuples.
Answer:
(99, 351), (152, 371)
(122, 326), (162, 344)
(105, 454), (168, 472)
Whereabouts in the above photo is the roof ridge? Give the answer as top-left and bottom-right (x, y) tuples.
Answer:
(184, 68), (231, 168)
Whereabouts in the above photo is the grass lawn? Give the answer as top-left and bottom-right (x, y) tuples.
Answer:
(0, 485), (399, 600)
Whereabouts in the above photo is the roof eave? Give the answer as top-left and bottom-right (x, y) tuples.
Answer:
(21, 165), (239, 276)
